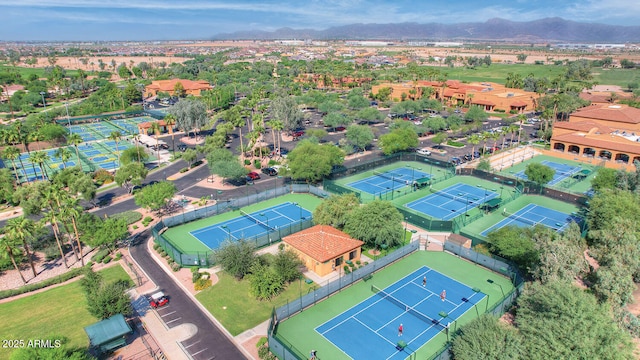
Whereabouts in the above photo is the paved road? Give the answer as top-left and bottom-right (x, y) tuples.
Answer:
(130, 230), (247, 360)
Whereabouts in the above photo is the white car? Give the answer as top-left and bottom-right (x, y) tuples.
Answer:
(416, 148), (432, 156)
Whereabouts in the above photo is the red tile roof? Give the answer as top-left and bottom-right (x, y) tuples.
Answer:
(283, 225), (364, 263)
(554, 121), (613, 134)
(510, 101), (528, 107)
(572, 104), (640, 124)
(146, 79), (211, 92)
(472, 99), (495, 106)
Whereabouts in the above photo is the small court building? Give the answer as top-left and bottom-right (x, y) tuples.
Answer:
(282, 225), (364, 277)
(84, 314), (132, 354)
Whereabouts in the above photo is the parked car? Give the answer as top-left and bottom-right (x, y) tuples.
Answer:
(149, 291), (169, 308)
(450, 157), (462, 166)
(416, 148), (432, 156)
(334, 126), (346, 132)
(247, 172), (261, 181)
(261, 167), (278, 176)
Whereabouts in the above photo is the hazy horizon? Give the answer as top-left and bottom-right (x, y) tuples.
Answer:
(1, 0), (639, 41)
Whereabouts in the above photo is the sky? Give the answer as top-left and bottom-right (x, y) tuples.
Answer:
(1, 0), (639, 41)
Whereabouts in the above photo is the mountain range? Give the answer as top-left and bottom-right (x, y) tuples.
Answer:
(213, 17), (640, 43)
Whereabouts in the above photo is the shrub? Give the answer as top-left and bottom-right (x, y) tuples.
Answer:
(356, 260), (361, 265)
(87, 261), (94, 267)
(256, 337), (268, 348)
(192, 160), (203, 167)
(0, 267), (87, 300)
(153, 243), (160, 251)
(142, 216), (153, 227)
(102, 256), (112, 264)
(171, 262), (181, 272)
(115, 253), (122, 260)
(43, 244), (61, 261)
(194, 278), (212, 291)
(268, 160), (277, 166)
(159, 250), (167, 257)
(179, 167), (189, 173)
(132, 225), (138, 230)
(244, 159), (251, 165)
(192, 269), (202, 283)
(254, 159), (261, 168)
(94, 169), (114, 185)
(111, 211), (143, 225)
(447, 140), (464, 147)
(91, 248), (111, 263)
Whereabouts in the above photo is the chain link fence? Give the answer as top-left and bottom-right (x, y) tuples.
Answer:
(153, 184), (329, 267)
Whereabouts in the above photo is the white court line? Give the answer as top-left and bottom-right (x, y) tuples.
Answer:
(160, 311), (176, 317)
(165, 317), (182, 325)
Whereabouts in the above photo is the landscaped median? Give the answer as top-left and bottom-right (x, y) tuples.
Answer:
(0, 264), (132, 359)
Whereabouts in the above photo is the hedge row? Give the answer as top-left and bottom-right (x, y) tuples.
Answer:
(0, 266), (89, 300)
(110, 211), (143, 225)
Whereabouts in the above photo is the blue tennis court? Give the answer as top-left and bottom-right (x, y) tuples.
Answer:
(514, 160), (582, 186)
(481, 203), (581, 236)
(348, 167), (431, 196)
(406, 184), (499, 221)
(316, 266), (486, 360)
(189, 202), (312, 250)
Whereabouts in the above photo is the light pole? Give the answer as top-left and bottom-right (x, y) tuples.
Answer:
(40, 91), (47, 111)
(404, 218), (408, 244)
(65, 102), (71, 127)
(487, 279), (505, 298)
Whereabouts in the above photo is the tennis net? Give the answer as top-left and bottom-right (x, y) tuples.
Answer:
(373, 171), (408, 184)
(431, 188), (476, 204)
(371, 285), (444, 328)
(240, 210), (276, 231)
(502, 210), (542, 227)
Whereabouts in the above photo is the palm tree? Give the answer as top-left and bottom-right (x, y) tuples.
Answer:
(467, 134), (481, 160)
(163, 114), (177, 154)
(42, 185), (69, 268)
(2, 146), (21, 182)
(266, 119), (280, 153)
(29, 151), (50, 181)
(271, 120), (285, 157)
(54, 147), (72, 170)
(59, 198), (84, 266)
(67, 133), (83, 165)
(149, 122), (161, 165)
(507, 124), (519, 147)
(5, 217), (37, 278)
(108, 131), (122, 167)
(227, 107), (247, 160)
(0, 235), (27, 284)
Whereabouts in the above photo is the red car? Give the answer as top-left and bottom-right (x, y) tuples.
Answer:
(292, 130), (305, 139)
(335, 126), (346, 132)
(149, 292), (169, 308)
(247, 172), (261, 180)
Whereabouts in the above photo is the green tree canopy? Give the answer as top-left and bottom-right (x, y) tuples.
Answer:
(287, 140), (345, 182)
(214, 240), (257, 280)
(343, 200), (403, 249)
(345, 124), (374, 152)
(451, 315), (524, 360)
(379, 127), (419, 155)
(134, 181), (177, 213)
(487, 225), (538, 271)
(516, 281), (633, 360)
(114, 162), (148, 193)
(464, 105), (489, 123)
(524, 163), (555, 188)
(313, 193), (360, 229)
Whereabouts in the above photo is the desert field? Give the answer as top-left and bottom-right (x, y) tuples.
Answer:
(22, 55), (191, 71)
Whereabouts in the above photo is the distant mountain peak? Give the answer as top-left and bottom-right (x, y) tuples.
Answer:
(213, 17), (640, 42)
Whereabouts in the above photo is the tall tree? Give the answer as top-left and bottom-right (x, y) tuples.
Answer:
(343, 200), (404, 249)
(5, 216), (38, 278)
(66, 133), (83, 164)
(163, 113), (177, 154)
(108, 131), (122, 167)
(0, 235), (27, 284)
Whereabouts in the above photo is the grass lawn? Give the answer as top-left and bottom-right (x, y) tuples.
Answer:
(0, 264), (132, 359)
(195, 271), (317, 336)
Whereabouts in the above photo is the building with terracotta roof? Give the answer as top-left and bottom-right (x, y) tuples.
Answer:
(371, 80), (537, 113)
(282, 225), (364, 277)
(144, 79), (212, 97)
(550, 104), (640, 170)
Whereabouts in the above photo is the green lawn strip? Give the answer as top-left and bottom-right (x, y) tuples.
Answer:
(592, 68), (640, 88)
(195, 271), (317, 336)
(431, 63), (566, 85)
(163, 193), (323, 253)
(275, 251), (513, 360)
(461, 194), (581, 241)
(497, 153), (598, 194)
(0, 264), (132, 359)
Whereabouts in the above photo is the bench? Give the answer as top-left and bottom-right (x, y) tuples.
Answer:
(363, 274), (373, 281)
